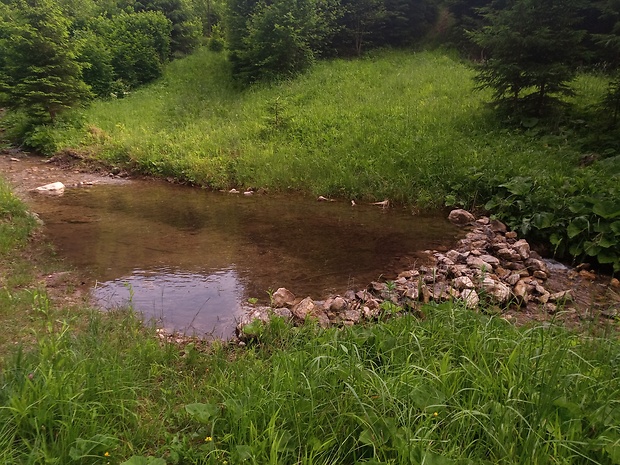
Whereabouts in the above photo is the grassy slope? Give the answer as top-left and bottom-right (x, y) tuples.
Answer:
(53, 48), (590, 206)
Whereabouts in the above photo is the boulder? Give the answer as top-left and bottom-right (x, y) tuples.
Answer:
(513, 240), (531, 260)
(272, 288), (296, 307)
(461, 289), (479, 308)
(329, 296), (348, 312)
(448, 209), (475, 226)
(453, 276), (475, 290)
(292, 297), (316, 320)
(482, 277), (511, 304)
(35, 181), (65, 193)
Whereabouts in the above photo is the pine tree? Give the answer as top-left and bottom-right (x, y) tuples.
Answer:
(471, 0), (586, 116)
(0, 0), (91, 122)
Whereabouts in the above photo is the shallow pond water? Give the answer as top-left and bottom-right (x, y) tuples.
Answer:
(26, 179), (462, 338)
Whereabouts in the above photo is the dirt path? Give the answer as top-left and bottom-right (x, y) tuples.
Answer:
(0, 149), (129, 194)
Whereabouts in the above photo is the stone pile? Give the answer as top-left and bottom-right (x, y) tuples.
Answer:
(236, 209), (573, 339)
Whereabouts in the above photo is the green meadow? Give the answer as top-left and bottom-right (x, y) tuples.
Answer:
(50, 48), (600, 207)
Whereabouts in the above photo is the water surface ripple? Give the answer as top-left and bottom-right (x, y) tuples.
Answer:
(29, 181), (462, 337)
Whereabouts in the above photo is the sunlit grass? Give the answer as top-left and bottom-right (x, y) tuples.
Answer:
(53, 47), (590, 206)
(1, 303), (619, 464)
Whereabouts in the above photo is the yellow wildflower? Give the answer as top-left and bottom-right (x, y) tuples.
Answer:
(205, 436), (213, 442)
(104, 452), (110, 457)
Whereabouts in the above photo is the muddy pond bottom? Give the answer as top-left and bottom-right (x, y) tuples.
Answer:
(30, 180), (462, 338)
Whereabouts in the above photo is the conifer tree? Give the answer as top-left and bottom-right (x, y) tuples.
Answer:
(471, 0), (586, 116)
(0, 0), (91, 122)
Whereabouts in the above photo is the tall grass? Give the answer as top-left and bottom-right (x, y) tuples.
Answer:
(1, 303), (619, 464)
(52, 48), (591, 206)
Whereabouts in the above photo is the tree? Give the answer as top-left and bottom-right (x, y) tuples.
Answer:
(334, 0), (386, 56)
(380, 0), (438, 47)
(471, 0), (586, 116)
(135, 0), (202, 55)
(89, 11), (172, 89)
(0, 0), (91, 122)
(226, 0), (338, 83)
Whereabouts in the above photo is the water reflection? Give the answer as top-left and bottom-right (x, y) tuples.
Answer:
(93, 268), (244, 338)
(28, 180), (463, 337)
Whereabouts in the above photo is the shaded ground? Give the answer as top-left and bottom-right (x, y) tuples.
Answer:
(0, 149), (619, 335)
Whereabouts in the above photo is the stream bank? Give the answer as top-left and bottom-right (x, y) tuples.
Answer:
(1, 150), (618, 342)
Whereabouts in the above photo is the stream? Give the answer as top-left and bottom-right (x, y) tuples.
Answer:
(2, 154), (463, 338)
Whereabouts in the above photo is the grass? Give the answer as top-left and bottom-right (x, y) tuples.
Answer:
(49, 47), (596, 207)
(0, 177), (619, 464)
(1, 301), (619, 464)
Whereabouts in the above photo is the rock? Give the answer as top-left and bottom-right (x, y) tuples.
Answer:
(453, 276), (475, 290)
(505, 231), (518, 240)
(482, 277), (511, 304)
(549, 290), (573, 303)
(479, 255), (500, 267)
(403, 286), (419, 300)
(363, 306), (380, 319)
(343, 309), (361, 323)
(371, 281), (387, 292)
(273, 308), (293, 319)
(579, 270), (597, 280)
(35, 181), (65, 193)
(446, 250), (463, 263)
(461, 289), (479, 308)
(513, 280), (529, 305)
(533, 270), (548, 280)
(490, 219), (507, 233)
(291, 297), (330, 327)
(611, 278), (620, 289)
(398, 270), (419, 279)
(467, 255), (494, 271)
(513, 239), (531, 260)
(538, 291), (551, 304)
(448, 209), (475, 226)
(545, 303), (557, 314)
(505, 273), (521, 286)
(525, 258), (548, 274)
(330, 297), (348, 312)
(272, 288), (296, 307)
(497, 248), (521, 262)
(292, 297), (316, 320)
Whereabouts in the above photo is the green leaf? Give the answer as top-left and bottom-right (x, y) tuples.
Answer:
(421, 452), (455, 465)
(185, 402), (219, 424)
(597, 250), (618, 264)
(359, 429), (376, 446)
(549, 233), (563, 246)
(593, 200), (620, 219)
(500, 177), (532, 196)
(531, 212), (555, 229)
(611, 221), (620, 234)
(567, 217), (589, 238)
(233, 444), (254, 462)
(598, 235), (618, 248)
(584, 241), (601, 257)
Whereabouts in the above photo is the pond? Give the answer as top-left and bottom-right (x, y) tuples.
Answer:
(23, 173), (462, 338)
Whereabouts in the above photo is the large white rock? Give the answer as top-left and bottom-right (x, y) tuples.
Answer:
(35, 182), (65, 193)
